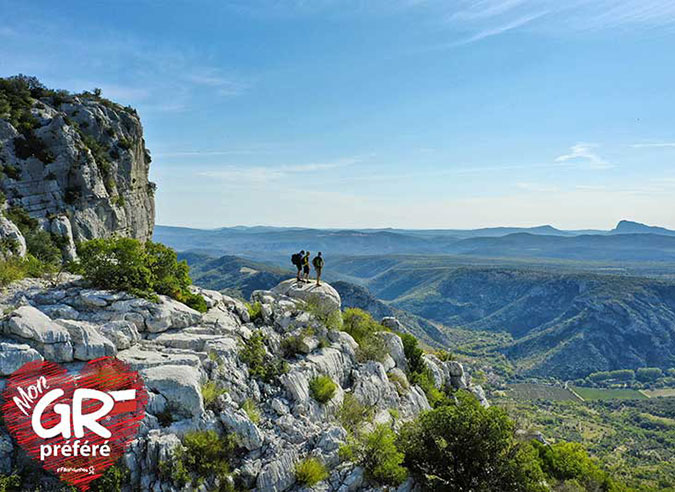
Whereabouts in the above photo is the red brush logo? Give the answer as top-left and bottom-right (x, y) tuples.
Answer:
(1, 357), (147, 491)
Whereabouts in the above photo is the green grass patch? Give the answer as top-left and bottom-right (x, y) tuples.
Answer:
(309, 375), (337, 404)
(571, 386), (647, 401)
(295, 457), (329, 487)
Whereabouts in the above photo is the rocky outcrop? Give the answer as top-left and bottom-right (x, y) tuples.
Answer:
(0, 278), (483, 491)
(273, 278), (342, 313)
(0, 86), (155, 259)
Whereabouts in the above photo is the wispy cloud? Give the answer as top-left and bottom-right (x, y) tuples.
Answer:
(555, 143), (612, 170)
(631, 142), (675, 149)
(450, 11), (547, 46)
(199, 156), (364, 183)
(516, 182), (559, 192)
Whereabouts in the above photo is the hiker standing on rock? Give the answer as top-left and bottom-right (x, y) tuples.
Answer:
(292, 250), (305, 282)
(313, 252), (324, 286)
(302, 251), (311, 282)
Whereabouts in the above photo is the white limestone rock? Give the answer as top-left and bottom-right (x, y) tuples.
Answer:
(0, 340), (43, 375)
(272, 279), (342, 313)
(141, 365), (204, 419)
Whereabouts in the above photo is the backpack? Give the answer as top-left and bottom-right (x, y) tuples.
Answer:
(313, 256), (324, 268)
(291, 253), (302, 266)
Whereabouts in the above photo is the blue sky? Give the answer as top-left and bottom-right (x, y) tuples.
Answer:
(2, 0), (675, 229)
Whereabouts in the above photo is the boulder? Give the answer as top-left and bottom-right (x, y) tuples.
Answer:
(144, 296), (202, 333)
(141, 365), (204, 419)
(0, 214), (26, 259)
(220, 407), (264, 451)
(256, 449), (298, 492)
(272, 279), (341, 313)
(99, 320), (141, 350)
(3, 306), (73, 362)
(376, 332), (408, 372)
(0, 340), (43, 375)
(57, 319), (117, 360)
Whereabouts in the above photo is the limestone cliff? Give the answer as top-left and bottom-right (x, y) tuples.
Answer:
(0, 77), (155, 258)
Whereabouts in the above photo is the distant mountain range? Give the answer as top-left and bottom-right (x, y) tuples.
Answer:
(156, 220), (675, 264)
(170, 220), (675, 380)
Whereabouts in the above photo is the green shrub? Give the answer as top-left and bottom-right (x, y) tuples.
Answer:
(387, 371), (410, 396)
(183, 291), (208, 313)
(398, 391), (546, 491)
(77, 238), (207, 311)
(281, 334), (304, 358)
(246, 301), (263, 323)
(241, 399), (260, 423)
(13, 131), (54, 163)
(341, 308), (390, 362)
(239, 331), (288, 382)
(532, 441), (625, 491)
(636, 367), (663, 382)
(1, 164), (21, 180)
(295, 457), (329, 487)
(0, 258), (25, 287)
(24, 229), (62, 264)
(309, 375), (337, 404)
(0, 473), (20, 492)
(305, 295), (342, 330)
(409, 367), (447, 407)
(202, 382), (226, 410)
(78, 238), (152, 296)
(400, 333), (425, 375)
(5, 206), (38, 233)
(337, 393), (374, 434)
(0, 255), (55, 287)
(356, 333), (388, 363)
(90, 463), (129, 491)
(162, 430), (238, 489)
(342, 308), (383, 344)
(342, 425), (407, 486)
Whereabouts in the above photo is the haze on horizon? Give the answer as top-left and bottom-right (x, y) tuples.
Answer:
(2, 0), (675, 230)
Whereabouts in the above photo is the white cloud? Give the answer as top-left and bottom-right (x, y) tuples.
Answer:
(555, 143), (612, 170)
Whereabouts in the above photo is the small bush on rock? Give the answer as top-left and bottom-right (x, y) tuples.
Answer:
(342, 308), (390, 362)
(295, 457), (329, 487)
(305, 295), (342, 330)
(77, 238), (207, 311)
(309, 375), (337, 404)
(163, 430), (238, 490)
(239, 331), (288, 382)
(241, 399), (260, 423)
(202, 382), (226, 410)
(246, 301), (263, 323)
(341, 424), (407, 486)
(90, 463), (129, 491)
(400, 333), (425, 374)
(0, 255), (55, 287)
(342, 308), (383, 344)
(337, 393), (374, 434)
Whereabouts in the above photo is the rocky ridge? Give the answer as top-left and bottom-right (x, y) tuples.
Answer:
(0, 277), (485, 491)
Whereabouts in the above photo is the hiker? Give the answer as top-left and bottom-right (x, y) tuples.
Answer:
(313, 252), (324, 286)
(292, 250), (305, 281)
(302, 251), (311, 282)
